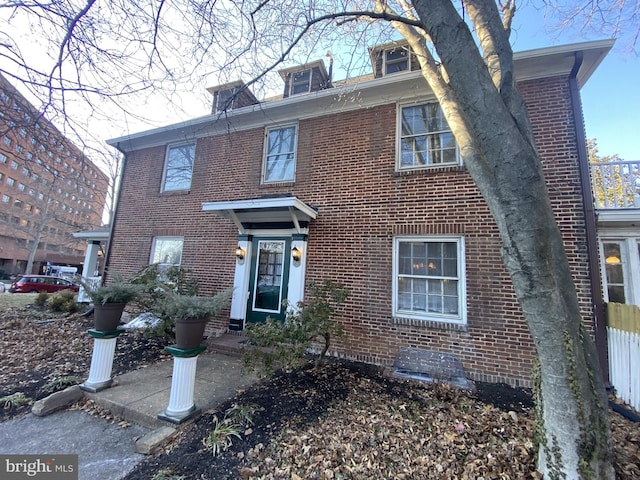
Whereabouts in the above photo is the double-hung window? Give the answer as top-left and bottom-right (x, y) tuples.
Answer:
(290, 70), (311, 95)
(393, 236), (466, 324)
(399, 103), (458, 169)
(385, 48), (410, 74)
(263, 124), (297, 183)
(162, 143), (195, 192)
(150, 236), (184, 272)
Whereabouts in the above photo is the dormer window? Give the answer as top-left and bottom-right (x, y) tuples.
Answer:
(290, 70), (311, 95)
(279, 60), (331, 98)
(385, 47), (410, 75)
(370, 41), (416, 78)
(206, 80), (259, 114)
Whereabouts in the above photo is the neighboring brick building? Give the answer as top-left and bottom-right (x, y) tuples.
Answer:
(106, 40), (612, 386)
(0, 73), (108, 275)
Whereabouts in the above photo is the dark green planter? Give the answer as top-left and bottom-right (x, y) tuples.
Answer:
(93, 303), (126, 331)
(174, 317), (208, 349)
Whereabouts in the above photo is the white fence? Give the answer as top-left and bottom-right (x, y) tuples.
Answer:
(607, 302), (640, 411)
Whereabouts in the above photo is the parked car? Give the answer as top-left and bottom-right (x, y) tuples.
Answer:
(9, 275), (79, 294)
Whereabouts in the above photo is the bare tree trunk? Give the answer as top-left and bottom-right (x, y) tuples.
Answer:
(409, 0), (614, 477)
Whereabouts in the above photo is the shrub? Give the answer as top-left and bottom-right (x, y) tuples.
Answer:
(47, 290), (80, 313)
(34, 291), (49, 307)
(243, 279), (349, 377)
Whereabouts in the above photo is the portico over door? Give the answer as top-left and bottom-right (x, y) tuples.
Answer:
(202, 196), (317, 330)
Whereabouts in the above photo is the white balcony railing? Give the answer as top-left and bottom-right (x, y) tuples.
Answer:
(590, 160), (640, 209)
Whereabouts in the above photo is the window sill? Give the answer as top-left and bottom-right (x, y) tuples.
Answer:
(391, 315), (467, 332)
(393, 164), (465, 177)
(261, 180), (296, 187)
(159, 189), (190, 197)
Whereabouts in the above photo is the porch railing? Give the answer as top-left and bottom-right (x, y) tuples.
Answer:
(590, 160), (640, 209)
(606, 302), (640, 411)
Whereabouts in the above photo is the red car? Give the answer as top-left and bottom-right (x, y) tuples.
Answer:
(9, 275), (79, 294)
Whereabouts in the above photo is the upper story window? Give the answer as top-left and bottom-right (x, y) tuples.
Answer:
(0, 153), (6, 163)
(398, 103), (459, 170)
(263, 125), (297, 183)
(162, 143), (195, 192)
(393, 236), (467, 325)
(290, 70), (311, 96)
(10, 161), (18, 170)
(385, 47), (410, 75)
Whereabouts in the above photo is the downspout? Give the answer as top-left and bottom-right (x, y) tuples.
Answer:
(103, 143), (127, 283)
(569, 52), (609, 384)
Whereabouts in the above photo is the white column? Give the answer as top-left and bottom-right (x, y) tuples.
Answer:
(287, 237), (308, 307)
(230, 237), (252, 325)
(163, 356), (199, 420)
(81, 336), (118, 392)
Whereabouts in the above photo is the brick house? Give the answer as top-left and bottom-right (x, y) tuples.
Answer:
(106, 40), (613, 386)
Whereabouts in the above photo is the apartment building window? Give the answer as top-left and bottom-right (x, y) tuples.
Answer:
(6, 177), (15, 187)
(15, 145), (23, 154)
(162, 143), (195, 192)
(21, 167), (28, 176)
(2, 194), (10, 203)
(3, 136), (10, 146)
(263, 124), (297, 183)
(17, 183), (25, 192)
(150, 237), (184, 274)
(10, 160), (18, 170)
(18, 128), (26, 138)
(0, 153), (6, 163)
(398, 103), (459, 170)
(393, 236), (466, 325)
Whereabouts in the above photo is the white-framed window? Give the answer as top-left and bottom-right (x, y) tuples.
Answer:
(393, 236), (466, 324)
(150, 236), (184, 269)
(289, 70), (311, 96)
(2, 194), (10, 203)
(384, 47), (410, 75)
(0, 153), (6, 163)
(398, 103), (459, 170)
(600, 234), (640, 306)
(162, 143), (195, 192)
(263, 124), (297, 183)
(10, 160), (18, 170)
(6, 177), (15, 187)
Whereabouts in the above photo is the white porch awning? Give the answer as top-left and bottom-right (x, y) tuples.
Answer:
(202, 196), (317, 233)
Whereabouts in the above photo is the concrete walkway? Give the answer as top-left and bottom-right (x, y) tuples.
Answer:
(0, 336), (257, 480)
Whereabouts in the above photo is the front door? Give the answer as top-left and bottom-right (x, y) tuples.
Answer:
(246, 237), (291, 323)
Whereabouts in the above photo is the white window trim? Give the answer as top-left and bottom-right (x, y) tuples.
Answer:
(396, 102), (461, 172)
(392, 235), (467, 325)
(262, 123), (298, 184)
(599, 231), (640, 305)
(150, 236), (184, 268)
(383, 47), (410, 75)
(161, 143), (195, 192)
(288, 70), (312, 96)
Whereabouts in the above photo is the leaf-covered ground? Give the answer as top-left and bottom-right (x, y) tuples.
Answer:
(1, 300), (639, 479)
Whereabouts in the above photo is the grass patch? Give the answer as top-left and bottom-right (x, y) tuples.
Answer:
(0, 293), (38, 309)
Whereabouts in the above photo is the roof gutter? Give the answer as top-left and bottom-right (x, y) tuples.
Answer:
(569, 51), (609, 384)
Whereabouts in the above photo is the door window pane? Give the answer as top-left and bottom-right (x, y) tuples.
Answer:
(254, 241), (285, 311)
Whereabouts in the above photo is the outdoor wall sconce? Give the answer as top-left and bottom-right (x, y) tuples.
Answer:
(235, 246), (245, 261)
(291, 246), (302, 262)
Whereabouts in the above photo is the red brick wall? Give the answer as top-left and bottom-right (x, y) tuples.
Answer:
(108, 74), (592, 386)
